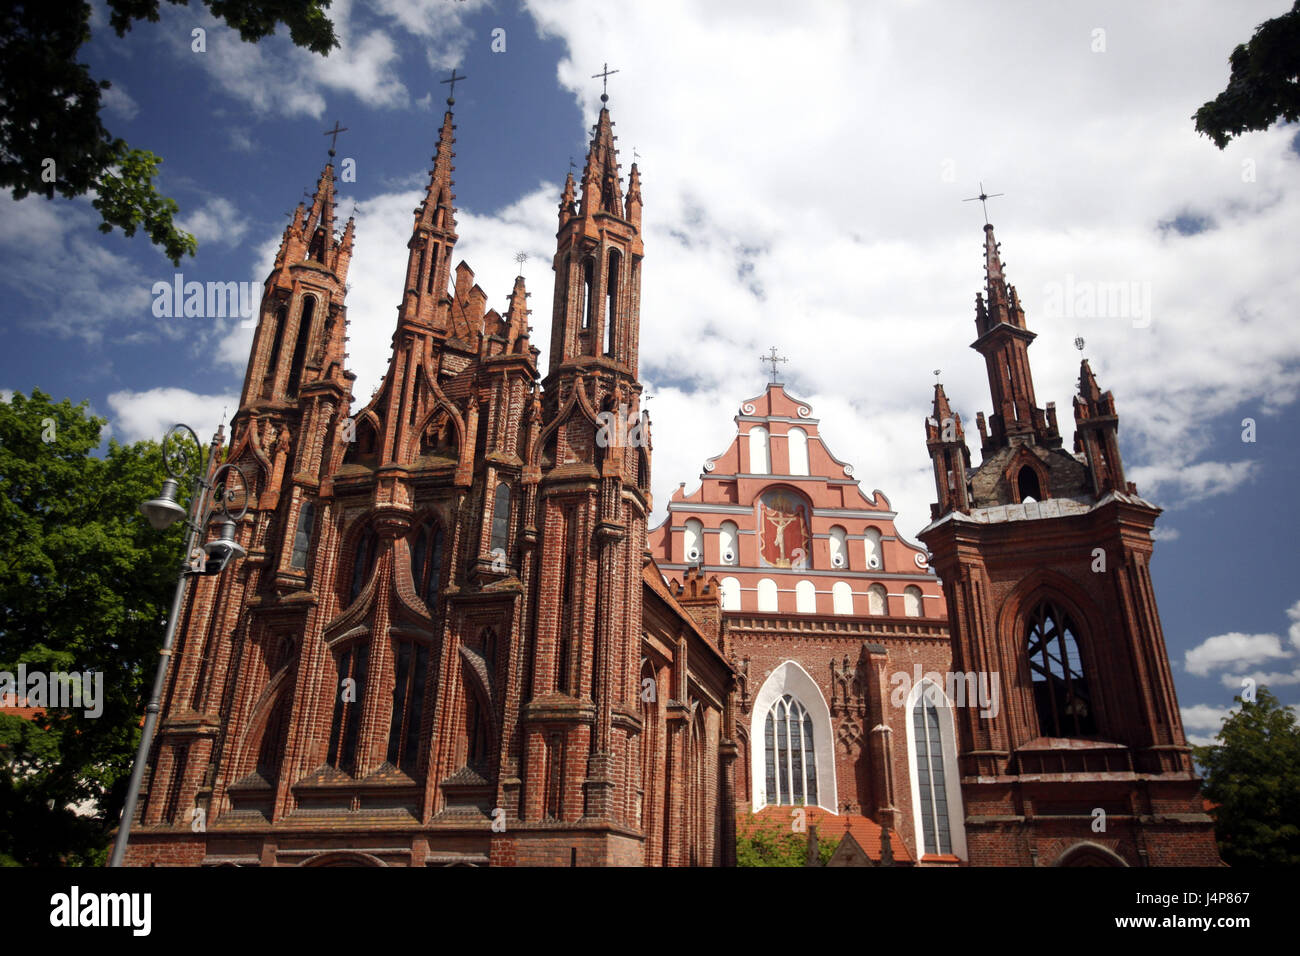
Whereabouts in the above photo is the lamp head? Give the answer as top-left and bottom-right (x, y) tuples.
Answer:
(140, 479), (187, 531)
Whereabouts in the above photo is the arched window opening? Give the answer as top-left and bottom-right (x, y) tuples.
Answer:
(489, 483), (511, 557)
(307, 227), (327, 262)
(829, 525), (849, 569)
(290, 500), (316, 570)
(465, 686), (490, 771)
(481, 627), (498, 674)
(719, 521), (739, 566)
(757, 577), (778, 612)
(427, 242), (440, 294)
(286, 296), (316, 397)
(327, 643), (368, 775)
(386, 639), (429, 773)
(913, 686), (953, 855)
(263, 306), (288, 396)
(787, 427), (809, 476)
(683, 518), (704, 565)
(605, 250), (620, 356)
(748, 426), (769, 474)
(410, 520), (445, 609)
(349, 526), (379, 604)
(863, 527), (884, 570)
(764, 694), (818, 806)
(832, 581), (853, 615)
(795, 580), (816, 613)
(719, 576), (741, 611)
(1026, 601), (1095, 737)
(868, 583), (887, 616)
(1018, 466), (1041, 503)
(904, 585), (923, 618)
(581, 258), (595, 330)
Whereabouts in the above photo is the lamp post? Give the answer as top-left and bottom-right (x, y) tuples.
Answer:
(108, 424), (248, 867)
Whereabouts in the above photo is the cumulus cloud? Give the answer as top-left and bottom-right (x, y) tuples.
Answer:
(100, 82), (139, 121)
(107, 388), (239, 445)
(1185, 632), (1291, 677)
(1219, 668), (1300, 692)
(177, 197), (250, 247)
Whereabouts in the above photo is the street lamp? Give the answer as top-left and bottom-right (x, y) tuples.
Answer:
(108, 424), (248, 867)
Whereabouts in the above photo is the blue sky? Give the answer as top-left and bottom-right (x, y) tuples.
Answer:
(2, 0), (1298, 744)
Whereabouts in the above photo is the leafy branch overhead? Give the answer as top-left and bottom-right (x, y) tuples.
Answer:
(0, 0), (339, 265)
(1194, 0), (1300, 149)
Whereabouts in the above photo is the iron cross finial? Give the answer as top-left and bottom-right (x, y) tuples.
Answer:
(514, 252), (528, 275)
(592, 62), (620, 103)
(323, 121), (348, 157)
(761, 346), (789, 384)
(441, 67), (467, 105)
(963, 181), (1005, 225)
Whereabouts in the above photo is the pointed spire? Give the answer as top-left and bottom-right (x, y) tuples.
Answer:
(626, 162), (642, 229)
(579, 108), (624, 219)
(559, 169), (576, 228)
(417, 109), (458, 233)
(1078, 358), (1103, 404)
(304, 163), (336, 263)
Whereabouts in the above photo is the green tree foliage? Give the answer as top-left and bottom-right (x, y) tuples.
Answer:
(736, 811), (838, 867)
(1194, 0), (1300, 149)
(1193, 687), (1300, 866)
(0, 0), (339, 264)
(0, 390), (185, 865)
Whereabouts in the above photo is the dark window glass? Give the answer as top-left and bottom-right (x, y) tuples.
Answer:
(349, 527), (378, 603)
(290, 501), (316, 570)
(1027, 601), (1095, 737)
(490, 483), (511, 555)
(286, 296), (315, 396)
(327, 644), (368, 774)
(913, 690), (952, 854)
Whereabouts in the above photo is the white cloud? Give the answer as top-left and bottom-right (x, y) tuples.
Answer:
(1185, 632), (1291, 676)
(1, 389), (12, 404)
(100, 83), (139, 121)
(0, 196), (153, 343)
(1289, 599), (1300, 652)
(1219, 668), (1300, 691)
(1181, 703), (1232, 733)
(177, 198), (249, 247)
(1149, 526), (1180, 541)
(107, 388), (239, 446)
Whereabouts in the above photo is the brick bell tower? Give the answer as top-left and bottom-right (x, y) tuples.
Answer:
(513, 92), (652, 863)
(917, 222), (1221, 867)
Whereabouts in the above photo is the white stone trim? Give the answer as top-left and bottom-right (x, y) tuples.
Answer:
(751, 661), (838, 813)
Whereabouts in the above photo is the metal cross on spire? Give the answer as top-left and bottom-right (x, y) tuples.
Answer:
(963, 181), (1005, 225)
(323, 121), (348, 157)
(441, 67), (467, 105)
(761, 346), (789, 384)
(592, 61), (619, 103)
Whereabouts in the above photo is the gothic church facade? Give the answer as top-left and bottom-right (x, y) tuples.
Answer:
(122, 95), (1218, 867)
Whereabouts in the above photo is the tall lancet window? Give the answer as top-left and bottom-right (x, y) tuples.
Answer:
(581, 258), (595, 330)
(348, 525), (379, 605)
(286, 296), (316, 397)
(912, 686), (953, 855)
(748, 426), (769, 475)
(1026, 601), (1095, 737)
(263, 306), (288, 398)
(787, 427), (809, 475)
(489, 483), (511, 557)
(289, 500), (316, 570)
(605, 250), (620, 356)
(410, 520), (445, 609)
(764, 694), (818, 806)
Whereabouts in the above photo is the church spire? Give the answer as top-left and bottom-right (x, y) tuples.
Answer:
(1073, 358), (1130, 496)
(969, 222), (1058, 451)
(579, 107), (625, 219)
(401, 106), (459, 326)
(925, 382), (971, 516)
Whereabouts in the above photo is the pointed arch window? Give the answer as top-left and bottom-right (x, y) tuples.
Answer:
(410, 520), (445, 609)
(1017, 466), (1041, 503)
(348, 526), (379, 604)
(286, 296), (316, 397)
(581, 258), (595, 330)
(465, 685), (490, 771)
(327, 642), (368, 775)
(912, 686), (953, 855)
(490, 483), (511, 557)
(262, 305), (288, 397)
(290, 500), (316, 570)
(605, 250), (620, 356)
(386, 639), (429, 772)
(1026, 601), (1095, 737)
(764, 694), (818, 806)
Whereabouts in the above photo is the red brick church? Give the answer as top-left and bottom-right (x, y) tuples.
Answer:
(120, 93), (1219, 867)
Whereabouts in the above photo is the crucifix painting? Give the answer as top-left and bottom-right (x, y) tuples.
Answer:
(758, 489), (810, 568)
